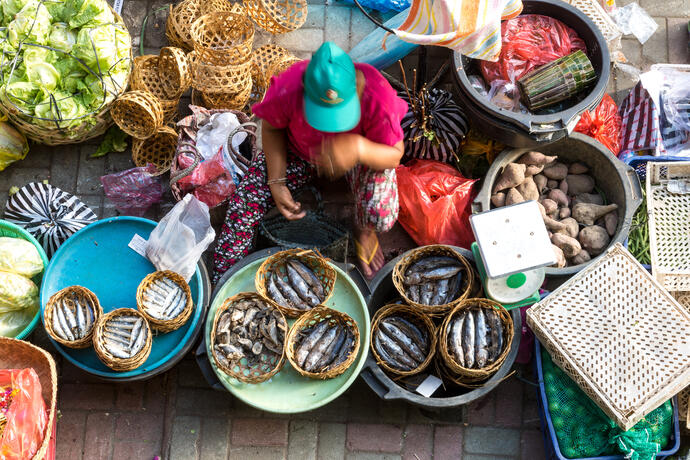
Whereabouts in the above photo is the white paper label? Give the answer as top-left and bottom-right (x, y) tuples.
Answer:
(128, 234), (148, 258)
(415, 374), (443, 398)
(112, 0), (123, 14)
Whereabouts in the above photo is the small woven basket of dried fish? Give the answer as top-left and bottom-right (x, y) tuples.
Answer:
(285, 306), (360, 380)
(434, 358), (488, 389)
(210, 292), (288, 384)
(255, 248), (337, 318)
(392, 245), (475, 316)
(93, 308), (152, 372)
(370, 304), (436, 377)
(438, 298), (514, 381)
(136, 270), (194, 333)
(44, 286), (102, 349)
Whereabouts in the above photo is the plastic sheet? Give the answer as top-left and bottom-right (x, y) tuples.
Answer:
(574, 94), (622, 154)
(480, 14), (587, 84)
(100, 164), (163, 217)
(660, 70), (690, 134)
(612, 3), (658, 44)
(0, 368), (47, 460)
(343, 0), (410, 13)
(396, 159), (477, 249)
(176, 149), (236, 209)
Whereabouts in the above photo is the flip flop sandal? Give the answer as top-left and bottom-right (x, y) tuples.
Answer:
(355, 240), (380, 278)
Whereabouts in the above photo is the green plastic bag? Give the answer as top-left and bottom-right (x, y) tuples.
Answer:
(542, 346), (674, 459)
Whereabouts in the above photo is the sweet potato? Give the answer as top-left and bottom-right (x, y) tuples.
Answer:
(491, 192), (506, 208)
(558, 179), (568, 195)
(565, 174), (595, 195)
(517, 176), (540, 201)
(540, 198), (558, 215)
(547, 179), (559, 189)
(551, 233), (582, 258)
(557, 217), (579, 239)
(543, 162), (568, 180)
(538, 203), (568, 233)
(547, 189), (569, 207)
(505, 187), (525, 205)
(572, 193), (604, 206)
(572, 203), (618, 226)
(516, 151), (557, 166)
(551, 244), (566, 268)
(579, 225), (610, 256)
(571, 249), (591, 265)
(533, 174), (548, 194)
(604, 211), (618, 236)
(559, 207), (571, 219)
(494, 163), (527, 193)
(525, 164), (544, 176)
(569, 162), (589, 175)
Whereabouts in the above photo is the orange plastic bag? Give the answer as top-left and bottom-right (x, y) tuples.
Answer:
(0, 368), (47, 460)
(574, 94), (622, 154)
(396, 160), (478, 249)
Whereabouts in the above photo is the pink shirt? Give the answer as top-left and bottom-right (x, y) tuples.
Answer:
(252, 61), (408, 162)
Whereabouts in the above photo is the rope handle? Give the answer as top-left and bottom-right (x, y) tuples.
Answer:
(226, 121), (259, 173)
(170, 140), (202, 185)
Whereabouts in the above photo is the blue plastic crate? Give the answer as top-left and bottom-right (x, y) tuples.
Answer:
(534, 340), (681, 460)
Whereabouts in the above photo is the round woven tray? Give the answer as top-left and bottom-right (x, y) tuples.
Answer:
(210, 292), (287, 384)
(93, 308), (153, 372)
(131, 55), (180, 122)
(285, 306), (360, 379)
(200, 87), (252, 111)
(392, 245), (475, 316)
(111, 90), (163, 139)
(370, 304), (436, 377)
(159, 47), (192, 100)
(44, 286), (102, 349)
(136, 270), (194, 332)
(189, 51), (253, 94)
(438, 298), (514, 381)
(167, 0), (200, 51)
(190, 12), (254, 65)
(132, 125), (178, 174)
(255, 248), (337, 318)
(243, 0), (308, 34)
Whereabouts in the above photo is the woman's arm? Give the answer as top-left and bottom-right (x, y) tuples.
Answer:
(316, 134), (403, 178)
(358, 138), (404, 171)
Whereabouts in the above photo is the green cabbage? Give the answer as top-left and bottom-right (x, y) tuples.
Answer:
(0, 304), (37, 337)
(73, 23), (130, 73)
(64, 0), (112, 28)
(0, 237), (42, 276)
(7, 1), (52, 47)
(1, 0), (33, 20)
(48, 22), (76, 52)
(0, 270), (38, 313)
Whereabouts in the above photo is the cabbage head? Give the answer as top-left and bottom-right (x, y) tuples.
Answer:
(1, 0), (33, 20)
(48, 22), (76, 52)
(23, 46), (60, 91)
(55, 58), (87, 93)
(7, 1), (52, 47)
(0, 237), (43, 277)
(64, 0), (112, 28)
(72, 23), (130, 74)
(0, 271), (38, 313)
(0, 305), (37, 337)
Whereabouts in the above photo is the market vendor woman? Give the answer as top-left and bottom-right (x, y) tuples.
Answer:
(213, 42), (408, 283)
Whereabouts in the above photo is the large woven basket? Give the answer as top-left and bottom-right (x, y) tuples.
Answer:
(166, 0), (200, 51)
(189, 51), (253, 94)
(243, 0), (307, 34)
(44, 286), (102, 349)
(190, 12), (255, 65)
(285, 306), (360, 380)
(111, 90), (163, 139)
(159, 47), (192, 100)
(255, 248), (337, 318)
(200, 87), (253, 111)
(132, 126), (178, 174)
(131, 55), (180, 122)
(93, 308), (153, 372)
(0, 337), (57, 460)
(136, 270), (194, 332)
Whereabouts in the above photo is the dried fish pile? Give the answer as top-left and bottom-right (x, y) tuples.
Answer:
(100, 314), (149, 360)
(51, 296), (96, 343)
(403, 256), (465, 306)
(139, 274), (189, 321)
(213, 297), (287, 374)
(293, 320), (355, 374)
(373, 316), (430, 372)
(447, 307), (504, 369)
(266, 258), (326, 311)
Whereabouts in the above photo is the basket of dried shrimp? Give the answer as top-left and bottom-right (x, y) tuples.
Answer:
(243, 0), (308, 34)
(190, 12), (255, 65)
(392, 245), (474, 316)
(286, 306), (359, 379)
(136, 271), (193, 333)
(44, 286), (102, 349)
(93, 308), (152, 371)
(255, 249), (336, 318)
(370, 304), (436, 376)
(210, 292), (288, 384)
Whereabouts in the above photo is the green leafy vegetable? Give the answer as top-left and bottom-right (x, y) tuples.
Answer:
(7, 1), (52, 47)
(48, 22), (76, 52)
(91, 125), (128, 158)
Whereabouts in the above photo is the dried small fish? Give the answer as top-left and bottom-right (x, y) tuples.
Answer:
(474, 309), (489, 368)
(287, 259), (325, 300)
(379, 321), (425, 363)
(267, 274), (290, 306)
(462, 310), (476, 368)
(486, 308), (504, 363)
(304, 326), (338, 372)
(295, 321), (330, 368)
(405, 265), (463, 285)
(384, 317), (428, 354)
(446, 307), (505, 370)
(141, 276), (189, 321)
(377, 331), (418, 369)
(430, 278), (449, 306)
(273, 273), (308, 310)
(449, 313), (466, 367)
(101, 314), (148, 359)
(407, 284), (420, 303)
(420, 282), (434, 305)
(406, 256), (460, 274)
(286, 264), (320, 306)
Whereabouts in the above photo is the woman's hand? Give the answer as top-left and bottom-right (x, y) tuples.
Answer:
(314, 134), (364, 180)
(269, 184), (306, 220)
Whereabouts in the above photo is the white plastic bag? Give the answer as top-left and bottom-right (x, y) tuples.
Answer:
(145, 195), (216, 282)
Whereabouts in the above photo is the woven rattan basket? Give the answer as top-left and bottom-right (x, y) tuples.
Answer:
(252, 44), (294, 89)
(190, 12), (254, 65)
(131, 55), (180, 122)
(438, 298), (514, 382)
(44, 286), (102, 349)
(111, 90), (163, 139)
(132, 126), (178, 174)
(0, 337), (57, 460)
(243, 0), (307, 34)
(527, 243), (690, 431)
(159, 47), (192, 99)
(136, 270), (193, 332)
(210, 292), (287, 383)
(93, 308), (152, 372)
(370, 304), (436, 376)
(200, 88), (253, 111)
(166, 0), (200, 50)
(255, 248), (337, 318)
(285, 306), (360, 379)
(189, 51), (253, 94)
(392, 245), (474, 316)
(266, 55), (300, 80)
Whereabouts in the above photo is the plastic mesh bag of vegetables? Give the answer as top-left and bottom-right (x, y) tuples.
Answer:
(541, 346), (674, 459)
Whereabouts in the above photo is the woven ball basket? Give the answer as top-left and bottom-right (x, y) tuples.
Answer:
(210, 292), (287, 383)
(392, 245), (475, 316)
(189, 51), (253, 94)
(131, 55), (180, 122)
(438, 298), (514, 381)
(136, 270), (193, 332)
(255, 248), (337, 318)
(190, 12), (254, 65)
(44, 286), (102, 349)
(111, 90), (163, 139)
(159, 47), (192, 100)
(132, 125), (178, 174)
(266, 55), (301, 80)
(243, 0), (307, 34)
(370, 304), (436, 377)
(0, 337), (57, 460)
(285, 306), (360, 379)
(93, 308), (153, 371)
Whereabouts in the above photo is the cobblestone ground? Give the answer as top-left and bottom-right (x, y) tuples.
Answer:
(1, 0), (688, 458)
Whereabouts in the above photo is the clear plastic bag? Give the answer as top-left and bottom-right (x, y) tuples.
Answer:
(612, 3), (658, 44)
(145, 194), (215, 282)
(0, 237), (43, 277)
(660, 70), (690, 134)
(101, 164), (163, 217)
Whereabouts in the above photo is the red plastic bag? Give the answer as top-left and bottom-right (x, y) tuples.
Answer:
(481, 15), (586, 84)
(100, 164), (163, 217)
(396, 160), (478, 249)
(574, 94), (622, 154)
(0, 368), (47, 460)
(177, 149), (235, 209)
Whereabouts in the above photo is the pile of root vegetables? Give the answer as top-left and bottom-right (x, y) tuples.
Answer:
(491, 152), (618, 267)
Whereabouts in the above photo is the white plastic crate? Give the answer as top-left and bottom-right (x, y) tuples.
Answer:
(565, 0), (622, 59)
(527, 243), (690, 431)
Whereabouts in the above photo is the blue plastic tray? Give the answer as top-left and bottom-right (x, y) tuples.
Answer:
(40, 217), (205, 379)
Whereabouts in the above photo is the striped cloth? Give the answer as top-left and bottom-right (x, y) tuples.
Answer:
(392, 0), (523, 61)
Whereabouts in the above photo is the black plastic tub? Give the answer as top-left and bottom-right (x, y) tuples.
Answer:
(452, 0), (610, 148)
(360, 247), (522, 412)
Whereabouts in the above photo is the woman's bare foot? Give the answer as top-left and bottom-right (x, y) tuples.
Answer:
(354, 227), (385, 279)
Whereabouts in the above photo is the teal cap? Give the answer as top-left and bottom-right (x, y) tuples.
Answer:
(303, 42), (361, 133)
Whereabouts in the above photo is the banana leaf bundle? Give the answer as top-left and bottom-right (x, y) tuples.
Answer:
(517, 50), (596, 111)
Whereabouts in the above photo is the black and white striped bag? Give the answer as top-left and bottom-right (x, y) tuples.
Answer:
(3, 182), (97, 256)
(399, 88), (469, 163)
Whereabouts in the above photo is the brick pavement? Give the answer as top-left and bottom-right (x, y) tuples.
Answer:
(1, 0), (689, 458)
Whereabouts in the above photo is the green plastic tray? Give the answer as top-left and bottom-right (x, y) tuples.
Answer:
(205, 257), (370, 413)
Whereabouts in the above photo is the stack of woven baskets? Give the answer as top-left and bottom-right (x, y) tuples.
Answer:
(110, 47), (191, 174)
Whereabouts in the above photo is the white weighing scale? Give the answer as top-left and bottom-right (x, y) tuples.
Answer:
(470, 201), (556, 309)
